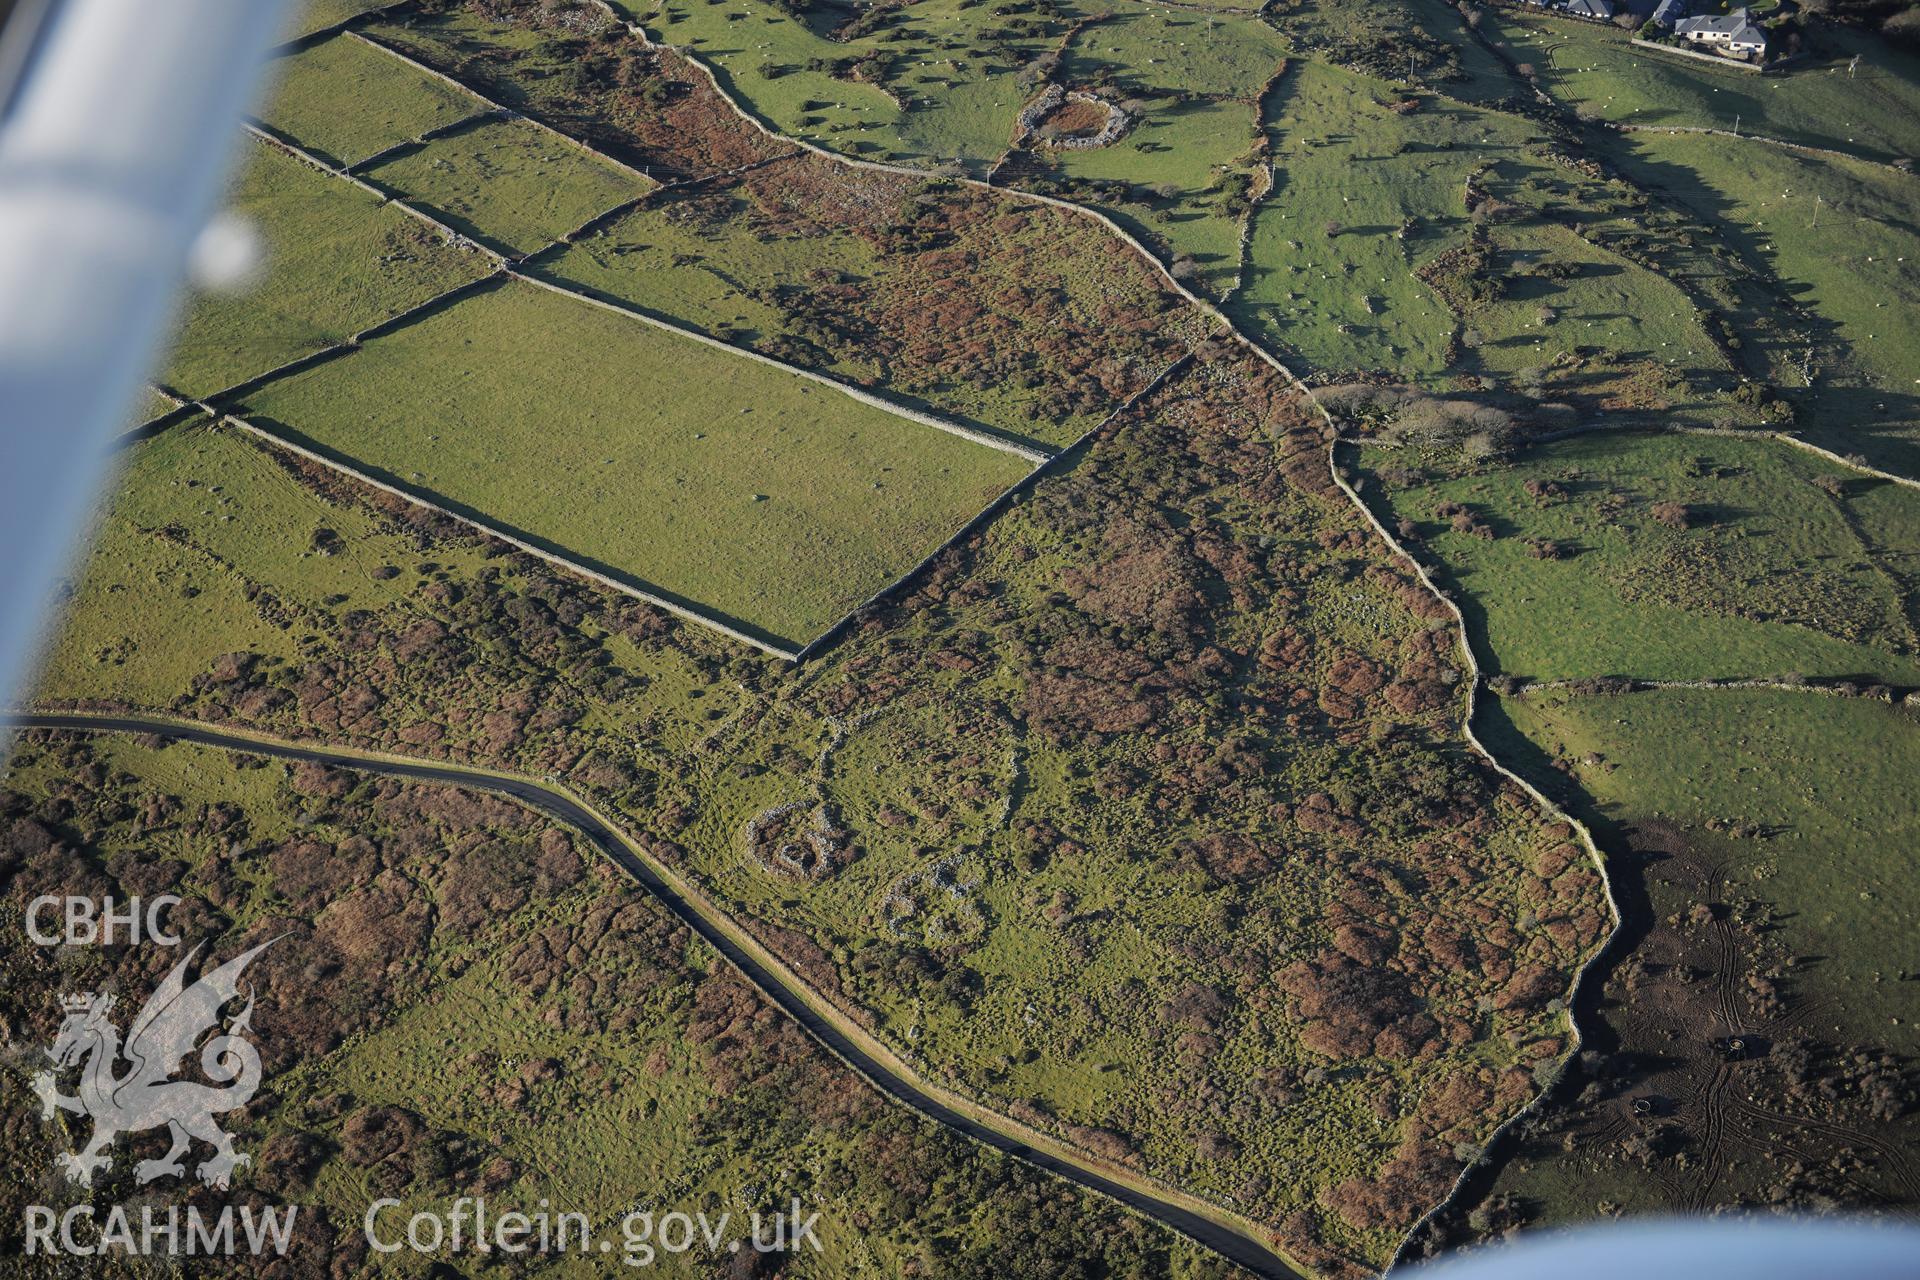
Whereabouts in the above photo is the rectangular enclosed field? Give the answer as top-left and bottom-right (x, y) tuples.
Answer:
(236, 279), (1033, 650)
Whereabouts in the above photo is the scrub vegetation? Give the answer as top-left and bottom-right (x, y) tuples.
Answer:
(0, 732), (1250, 1280)
(534, 151), (1208, 451)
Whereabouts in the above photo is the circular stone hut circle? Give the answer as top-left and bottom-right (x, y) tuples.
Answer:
(1018, 84), (1133, 150)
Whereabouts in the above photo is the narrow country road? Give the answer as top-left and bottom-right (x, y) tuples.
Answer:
(4, 711), (1304, 1280)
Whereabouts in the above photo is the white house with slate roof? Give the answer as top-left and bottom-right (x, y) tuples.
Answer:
(1674, 7), (1769, 57)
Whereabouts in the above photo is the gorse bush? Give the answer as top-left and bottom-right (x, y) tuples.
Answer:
(1318, 383), (1520, 451)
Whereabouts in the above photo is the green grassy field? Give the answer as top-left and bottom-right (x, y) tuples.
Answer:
(1494, 687), (1920, 1059)
(237, 279), (1031, 649)
(1456, 219), (1726, 378)
(533, 179), (883, 386)
(1234, 61), (1537, 377)
(631, 0), (924, 157)
(280, 0), (393, 41)
(1614, 131), (1920, 473)
(1468, 683), (1920, 1227)
(1404, 145), (1758, 423)
(1066, 8), (1285, 99)
(361, 114), (650, 256)
(34, 478), (303, 708)
(131, 387), (183, 427)
(1354, 431), (1920, 684)
(351, 0), (1208, 449)
(1049, 0), (1291, 266)
(33, 416), (748, 761)
(631, 0), (1286, 185)
(36, 422), (504, 710)
(156, 139), (492, 399)
(1487, 14), (1920, 162)
(1268, 0), (1524, 102)
(536, 162), (1201, 452)
(1032, 88), (1265, 299)
(627, 0), (1066, 171)
(260, 32), (482, 169)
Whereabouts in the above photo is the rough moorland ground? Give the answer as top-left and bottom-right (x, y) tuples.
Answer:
(363, 5), (1216, 450)
(0, 732), (1249, 1280)
(684, 344), (1608, 1271)
(534, 152), (1207, 451)
(46, 37), (1632, 1246)
(36, 323), (1614, 1275)
(621, 0), (1066, 170)
(366, 4), (796, 180)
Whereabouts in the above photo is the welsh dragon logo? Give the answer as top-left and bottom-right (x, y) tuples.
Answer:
(31, 938), (277, 1189)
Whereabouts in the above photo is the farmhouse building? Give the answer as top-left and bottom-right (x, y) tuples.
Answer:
(1673, 7), (1768, 57)
(1567, 0), (1618, 17)
(1649, 0), (1689, 29)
